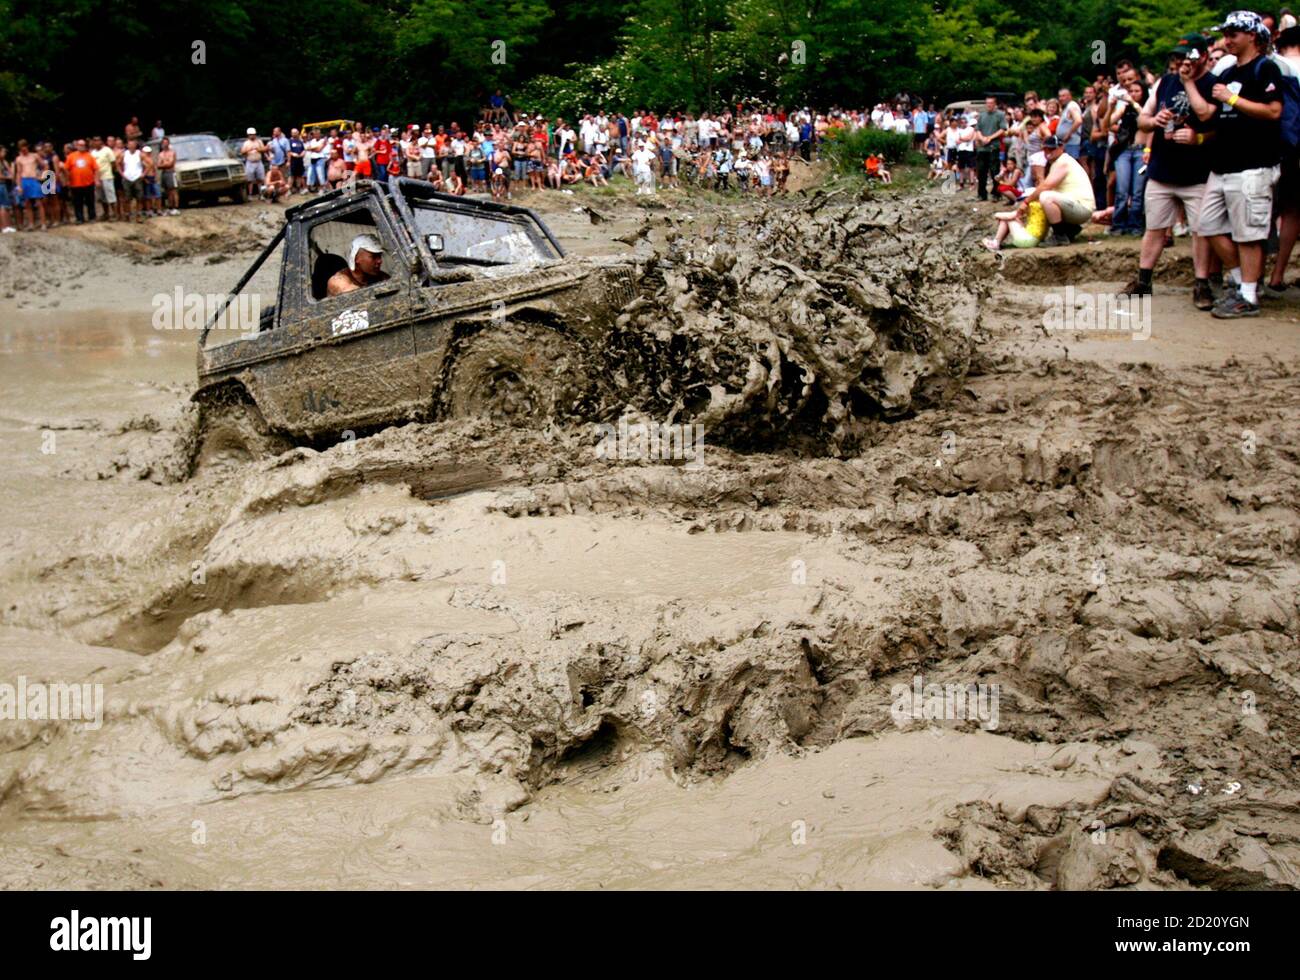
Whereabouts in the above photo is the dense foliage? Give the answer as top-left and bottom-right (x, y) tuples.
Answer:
(2, 0), (1209, 140)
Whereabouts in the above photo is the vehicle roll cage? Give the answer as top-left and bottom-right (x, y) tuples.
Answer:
(201, 179), (566, 345)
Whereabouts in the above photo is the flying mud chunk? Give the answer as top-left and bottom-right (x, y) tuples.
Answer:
(601, 197), (985, 453)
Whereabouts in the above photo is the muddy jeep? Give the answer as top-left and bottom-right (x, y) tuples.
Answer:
(193, 178), (636, 467)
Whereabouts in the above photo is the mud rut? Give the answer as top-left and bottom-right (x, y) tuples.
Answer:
(2, 194), (1298, 891)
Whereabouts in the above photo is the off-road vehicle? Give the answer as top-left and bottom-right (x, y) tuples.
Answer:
(146, 133), (247, 205)
(192, 178), (636, 467)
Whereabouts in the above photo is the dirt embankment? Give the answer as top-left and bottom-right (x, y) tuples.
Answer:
(0, 187), (1297, 890)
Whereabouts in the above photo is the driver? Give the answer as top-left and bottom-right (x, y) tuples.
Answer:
(327, 233), (391, 296)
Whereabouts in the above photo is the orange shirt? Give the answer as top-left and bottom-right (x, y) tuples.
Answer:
(65, 150), (98, 188)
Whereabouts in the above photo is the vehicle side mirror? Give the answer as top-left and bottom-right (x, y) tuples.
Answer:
(426, 233), (444, 254)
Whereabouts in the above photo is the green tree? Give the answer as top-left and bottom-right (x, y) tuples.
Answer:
(915, 0), (1057, 96)
(1118, 0), (1219, 64)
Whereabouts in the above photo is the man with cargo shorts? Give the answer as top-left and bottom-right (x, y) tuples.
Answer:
(1183, 11), (1284, 317)
(1124, 33), (1218, 308)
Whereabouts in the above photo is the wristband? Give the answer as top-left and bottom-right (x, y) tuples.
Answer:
(1228, 93), (1240, 107)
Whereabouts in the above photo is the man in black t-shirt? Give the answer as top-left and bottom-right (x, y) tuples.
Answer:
(1184, 10), (1284, 317)
(1125, 33), (1218, 308)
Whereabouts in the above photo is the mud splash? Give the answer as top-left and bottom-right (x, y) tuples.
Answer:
(589, 194), (984, 454)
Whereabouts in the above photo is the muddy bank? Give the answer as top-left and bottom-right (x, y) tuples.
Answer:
(0, 187), (1297, 890)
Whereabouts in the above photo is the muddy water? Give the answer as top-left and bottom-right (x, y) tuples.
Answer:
(1, 194), (1299, 891)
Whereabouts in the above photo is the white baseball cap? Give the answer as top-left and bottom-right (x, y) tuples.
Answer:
(246, 127), (257, 135)
(347, 234), (384, 270)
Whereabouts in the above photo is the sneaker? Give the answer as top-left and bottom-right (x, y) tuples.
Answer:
(1121, 278), (1152, 296)
(1038, 231), (1071, 248)
(981, 237), (1001, 252)
(1212, 292), (1260, 318)
(1192, 281), (1214, 310)
(0, 227), (14, 234)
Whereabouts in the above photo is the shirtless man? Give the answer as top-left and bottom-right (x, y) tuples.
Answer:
(326, 234), (391, 296)
(157, 138), (179, 214)
(14, 139), (46, 230)
(241, 128), (268, 197)
(354, 128), (373, 179)
(492, 144), (512, 199)
(262, 164), (288, 202)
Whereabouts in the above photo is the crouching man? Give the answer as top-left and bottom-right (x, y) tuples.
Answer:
(1017, 135), (1096, 246)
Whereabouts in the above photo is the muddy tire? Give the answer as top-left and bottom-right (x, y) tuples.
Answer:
(441, 323), (594, 424)
(194, 396), (292, 471)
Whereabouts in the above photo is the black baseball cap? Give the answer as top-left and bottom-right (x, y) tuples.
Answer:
(1171, 32), (1210, 57)
(1043, 135), (1063, 150)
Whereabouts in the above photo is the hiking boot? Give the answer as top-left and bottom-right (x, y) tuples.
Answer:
(1121, 278), (1153, 296)
(1037, 231), (1071, 248)
(1192, 280), (1215, 310)
(1211, 292), (1260, 318)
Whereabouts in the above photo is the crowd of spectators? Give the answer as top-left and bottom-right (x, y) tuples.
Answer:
(917, 9), (1300, 319)
(6, 10), (1300, 318)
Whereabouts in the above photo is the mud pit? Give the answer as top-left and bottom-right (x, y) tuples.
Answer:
(1, 188), (1298, 890)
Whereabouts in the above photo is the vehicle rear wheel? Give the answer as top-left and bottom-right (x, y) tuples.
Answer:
(441, 322), (594, 424)
(193, 395), (292, 472)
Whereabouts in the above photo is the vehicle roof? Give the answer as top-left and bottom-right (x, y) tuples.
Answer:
(282, 178), (566, 257)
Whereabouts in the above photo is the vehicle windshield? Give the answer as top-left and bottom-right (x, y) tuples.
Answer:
(170, 136), (231, 163)
(409, 202), (559, 269)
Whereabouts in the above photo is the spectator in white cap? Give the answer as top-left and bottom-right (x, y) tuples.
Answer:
(240, 127), (268, 198)
(327, 233), (390, 296)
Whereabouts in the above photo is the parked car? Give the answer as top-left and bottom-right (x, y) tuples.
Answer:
(146, 133), (246, 205)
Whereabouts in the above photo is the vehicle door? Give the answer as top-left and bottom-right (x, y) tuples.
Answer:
(268, 197), (423, 436)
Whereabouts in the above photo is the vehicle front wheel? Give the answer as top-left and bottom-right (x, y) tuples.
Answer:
(232, 184), (248, 204)
(441, 322), (595, 424)
(193, 396), (292, 473)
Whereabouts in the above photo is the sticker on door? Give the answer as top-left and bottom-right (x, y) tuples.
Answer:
(331, 308), (369, 337)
